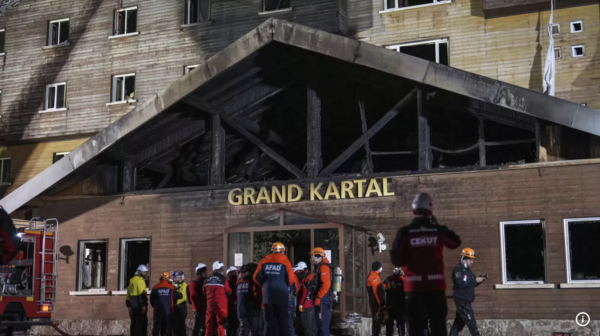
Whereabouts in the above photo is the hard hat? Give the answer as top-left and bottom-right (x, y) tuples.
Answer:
(271, 242), (286, 253)
(412, 193), (433, 211)
(160, 271), (170, 280)
(173, 270), (184, 281)
(213, 261), (225, 270)
(195, 263), (207, 272)
(227, 266), (238, 276)
(461, 248), (476, 259)
(294, 261), (308, 272)
(393, 267), (400, 275)
(309, 247), (326, 258)
(137, 264), (148, 272)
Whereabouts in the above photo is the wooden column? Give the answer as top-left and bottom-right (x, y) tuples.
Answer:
(535, 120), (542, 162)
(417, 89), (432, 171)
(210, 114), (225, 185)
(478, 117), (486, 167)
(307, 77), (322, 178)
(541, 124), (562, 162)
(121, 160), (135, 192)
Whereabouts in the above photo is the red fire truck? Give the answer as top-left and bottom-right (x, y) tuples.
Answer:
(0, 218), (61, 336)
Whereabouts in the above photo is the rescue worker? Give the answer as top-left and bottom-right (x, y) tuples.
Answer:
(172, 271), (188, 336)
(237, 263), (262, 336)
(226, 266), (240, 336)
(307, 247), (333, 336)
(384, 267), (406, 336)
(150, 271), (179, 336)
(287, 267), (299, 336)
(253, 242), (299, 336)
(0, 207), (20, 265)
(390, 193), (461, 336)
(295, 262), (316, 336)
(366, 261), (387, 336)
(449, 248), (487, 336)
(187, 263), (208, 336)
(126, 264), (149, 336)
(205, 261), (232, 336)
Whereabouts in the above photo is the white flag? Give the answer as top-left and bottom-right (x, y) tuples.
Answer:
(543, 0), (555, 96)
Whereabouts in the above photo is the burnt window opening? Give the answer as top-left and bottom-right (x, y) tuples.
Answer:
(0, 29), (5, 54)
(0, 157), (10, 184)
(263, 0), (290, 12)
(388, 40), (448, 65)
(501, 220), (546, 284)
(77, 240), (108, 291)
(114, 7), (137, 35)
(565, 219), (600, 282)
(186, 0), (210, 24)
(430, 105), (479, 168)
(570, 20), (583, 33)
(48, 19), (69, 46)
(53, 152), (70, 163)
(572, 45), (585, 58)
(119, 238), (151, 290)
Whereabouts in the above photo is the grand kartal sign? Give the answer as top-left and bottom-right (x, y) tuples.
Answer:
(228, 178), (395, 205)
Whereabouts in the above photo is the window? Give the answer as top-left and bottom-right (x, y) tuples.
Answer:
(571, 20), (584, 33)
(564, 218), (600, 283)
(44, 83), (66, 111)
(0, 29), (5, 54)
(185, 0), (210, 24)
(185, 64), (199, 74)
(53, 152), (70, 163)
(554, 47), (562, 60)
(572, 44), (585, 58)
(551, 23), (560, 35)
(77, 240), (107, 291)
(384, 0), (450, 11)
(47, 19), (69, 46)
(263, 0), (290, 12)
(111, 74), (135, 103)
(500, 220), (546, 284)
(387, 39), (449, 65)
(0, 158), (10, 184)
(119, 238), (151, 290)
(114, 7), (137, 35)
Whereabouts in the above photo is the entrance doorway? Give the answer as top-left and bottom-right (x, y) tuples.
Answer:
(224, 209), (371, 319)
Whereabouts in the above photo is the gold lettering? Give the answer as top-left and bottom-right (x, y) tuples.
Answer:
(354, 179), (367, 198)
(324, 182), (341, 200)
(271, 186), (286, 203)
(288, 184), (303, 202)
(243, 188), (257, 205)
(228, 188), (243, 205)
(310, 183), (324, 201)
(256, 187), (272, 204)
(383, 178), (395, 196)
(365, 179), (383, 197)
(341, 181), (355, 199)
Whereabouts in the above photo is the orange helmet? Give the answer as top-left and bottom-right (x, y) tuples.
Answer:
(309, 247), (326, 258)
(461, 248), (476, 259)
(161, 271), (171, 280)
(271, 242), (286, 253)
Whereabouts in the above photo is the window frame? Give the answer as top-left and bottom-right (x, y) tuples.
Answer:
(383, 0), (451, 12)
(0, 157), (11, 185)
(47, 18), (69, 46)
(53, 152), (70, 163)
(551, 23), (561, 36)
(554, 47), (562, 60)
(185, 0), (211, 24)
(499, 219), (547, 285)
(0, 28), (6, 55)
(386, 38), (449, 64)
(563, 217), (600, 284)
(185, 64), (199, 74)
(570, 20), (584, 33)
(43, 82), (67, 112)
(76, 239), (109, 292)
(118, 237), (151, 291)
(113, 6), (138, 36)
(111, 73), (136, 103)
(572, 44), (585, 58)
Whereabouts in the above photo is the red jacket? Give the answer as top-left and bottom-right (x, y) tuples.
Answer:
(295, 270), (312, 309)
(204, 272), (232, 310)
(187, 277), (207, 312)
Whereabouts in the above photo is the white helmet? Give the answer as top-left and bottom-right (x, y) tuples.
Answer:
(195, 263), (207, 272)
(412, 193), (433, 211)
(226, 266), (238, 276)
(137, 264), (148, 273)
(213, 261), (225, 271)
(294, 261), (308, 272)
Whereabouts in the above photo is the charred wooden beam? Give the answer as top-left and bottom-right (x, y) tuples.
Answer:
(319, 88), (418, 177)
(431, 144), (479, 154)
(121, 160), (135, 192)
(156, 174), (172, 189)
(144, 162), (197, 184)
(210, 114), (225, 185)
(371, 151), (417, 155)
(467, 108), (534, 131)
(432, 139), (535, 154)
(357, 85), (374, 174)
(478, 117), (486, 167)
(307, 80), (322, 178)
(235, 118), (285, 146)
(418, 89), (432, 171)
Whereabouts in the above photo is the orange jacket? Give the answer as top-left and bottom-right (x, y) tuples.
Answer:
(253, 253), (299, 305)
(307, 258), (332, 301)
(367, 270), (387, 306)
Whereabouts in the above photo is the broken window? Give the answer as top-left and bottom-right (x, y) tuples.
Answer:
(0, 29), (5, 54)
(571, 20), (583, 33)
(500, 220), (546, 284)
(263, 0), (290, 12)
(384, 0), (449, 10)
(119, 238), (151, 290)
(53, 152), (70, 163)
(0, 158), (10, 184)
(564, 218), (600, 283)
(44, 83), (66, 111)
(114, 7), (137, 35)
(185, 0), (210, 24)
(111, 74), (135, 102)
(77, 240), (108, 291)
(185, 64), (199, 74)
(572, 44), (585, 58)
(388, 39), (449, 65)
(48, 19), (69, 46)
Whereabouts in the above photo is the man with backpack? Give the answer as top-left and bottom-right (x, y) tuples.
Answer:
(307, 247), (333, 336)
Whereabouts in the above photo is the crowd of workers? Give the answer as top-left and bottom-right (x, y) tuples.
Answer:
(124, 192), (486, 336)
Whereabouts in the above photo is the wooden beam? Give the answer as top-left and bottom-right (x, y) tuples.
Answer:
(467, 108), (535, 131)
(182, 95), (217, 115)
(535, 120), (542, 162)
(307, 80), (322, 178)
(210, 114), (225, 185)
(357, 85), (374, 174)
(478, 117), (486, 167)
(418, 88), (432, 171)
(319, 88), (417, 177)
(121, 160), (135, 192)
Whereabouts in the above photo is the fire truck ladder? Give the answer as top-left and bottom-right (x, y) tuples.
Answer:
(30, 217), (60, 313)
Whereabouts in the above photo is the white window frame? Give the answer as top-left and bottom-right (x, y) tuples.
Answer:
(0, 157), (10, 184)
(551, 23), (561, 36)
(119, 237), (151, 291)
(77, 239), (108, 292)
(185, 64), (199, 74)
(563, 217), (600, 284)
(43, 82), (67, 112)
(110, 73), (136, 104)
(382, 0), (451, 12)
(572, 44), (585, 58)
(185, 0), (211, 24)
(570, 20), (584, 33)
(48, 18), (69, 46)
(554, 47), (562, 60)
(53, 151), (70, 163)
(112, 6), (138, 37)
(386, 38), (449, 64)
(499, 219), (546, 285)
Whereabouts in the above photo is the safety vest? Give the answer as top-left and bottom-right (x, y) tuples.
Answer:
(176, 281), (188, 306)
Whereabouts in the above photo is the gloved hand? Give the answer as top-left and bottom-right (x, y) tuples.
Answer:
(299, 305), (303, 313)
(314, 298), (321, 307)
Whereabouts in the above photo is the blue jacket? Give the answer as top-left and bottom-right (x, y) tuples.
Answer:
(253, 253), (299, 305)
